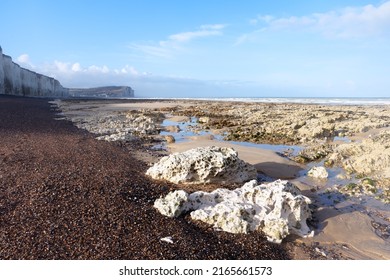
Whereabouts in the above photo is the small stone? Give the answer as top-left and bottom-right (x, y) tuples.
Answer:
(307, 166), (328, 179)
(164, 125), (181, 133)
(198, 117), (210, 124)
(160, 236), (174, 244)
(164, 135), (175, 143)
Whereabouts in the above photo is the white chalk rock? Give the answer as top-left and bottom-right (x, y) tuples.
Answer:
(146, 146), (257, 184)
(154, 179), (313, 243)
(198, 117), (210, 124)
(160, 236), (174, 244)
(307, 166), (329, 179)
(153, 190), (189, 218)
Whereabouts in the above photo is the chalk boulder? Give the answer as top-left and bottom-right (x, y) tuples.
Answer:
(146, 146), (257, 184)
(154, 179), (313, 243)
(307, 166), (328, 179)
(154, 190), (189, 218)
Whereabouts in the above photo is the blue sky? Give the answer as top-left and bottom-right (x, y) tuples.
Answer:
(1, 0), (390, 97)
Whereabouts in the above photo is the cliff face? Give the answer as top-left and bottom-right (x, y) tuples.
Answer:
(69, 86), (134, 98)
(0, 46), (68, 98)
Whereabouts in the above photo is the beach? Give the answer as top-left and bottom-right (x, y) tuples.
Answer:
(0, 95), (291, 259)
(1, 96), (390, 259)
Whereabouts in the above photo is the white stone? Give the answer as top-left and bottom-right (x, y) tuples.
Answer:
(146, 146), (257, 184)
(160, 236), (174, 244)
(153, 190), (189, 218)
(307, 166), (328, 179)
(154, 179), (313, 244)
(198, 117), (210, 124)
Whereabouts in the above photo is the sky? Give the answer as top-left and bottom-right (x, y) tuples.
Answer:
(1, 0), (390, 98)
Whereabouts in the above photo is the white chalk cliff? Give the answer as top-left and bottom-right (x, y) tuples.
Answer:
(0, 46), (68, 97)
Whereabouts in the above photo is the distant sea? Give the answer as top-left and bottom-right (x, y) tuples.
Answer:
(132, 97), (390, 106)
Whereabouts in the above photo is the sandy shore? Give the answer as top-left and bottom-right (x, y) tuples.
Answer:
(50, 98), (390, 259)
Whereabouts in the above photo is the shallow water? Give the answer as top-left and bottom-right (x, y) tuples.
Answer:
(160, 117), (216, 142)
(161, 116), (303, 156)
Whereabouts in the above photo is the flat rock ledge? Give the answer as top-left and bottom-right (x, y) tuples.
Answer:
(154, 179), (313, 244)
(146, 146), (257, 184)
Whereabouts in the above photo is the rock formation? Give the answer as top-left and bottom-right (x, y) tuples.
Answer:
(154, 179), (313, 243)
(178, 102), (390, 145)
(0, 46), (68, 97)
(146, 146), (257, 184)
(328, 130), (390, 178)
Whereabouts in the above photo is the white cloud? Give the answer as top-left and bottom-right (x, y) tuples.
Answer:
(168, 24), (225, 42)
(129, 24), (226, 58)
(17, 54), (31, 64)
(200, 24), (226, 30)
(129, 42), (174, 58)
(71, 62), (82, 72)
(87, 65), (110, 73)
(245, 1), (390, 41)
(54, 60), (71, 72)
(29, 58), (144, 88)
(119, 65), (139, 75)
(168, 29), (221, 42)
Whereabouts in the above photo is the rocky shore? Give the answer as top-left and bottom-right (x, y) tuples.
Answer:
(51, 98), (390, 259)
(54, 99), (390, 200)
(2, 97), (386, 259)
(0, 96), (296, 260)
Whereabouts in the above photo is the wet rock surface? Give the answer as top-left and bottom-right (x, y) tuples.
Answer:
(0, 96), (289, 260)
(53, 100), (165, 142)
(329, 130), (390, 178)
(167, 101), (390, 204)
(174, 103), (390, 145)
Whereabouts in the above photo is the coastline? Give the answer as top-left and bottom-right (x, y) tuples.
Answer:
(54, 97), (390, 259)
(2, 95), (390, 259)
(0, 95), (290, 259)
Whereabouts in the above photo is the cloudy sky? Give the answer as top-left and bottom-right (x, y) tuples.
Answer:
(1, 0), (390, 97)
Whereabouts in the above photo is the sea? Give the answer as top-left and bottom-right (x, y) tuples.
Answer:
(131, 97), (390, 106)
